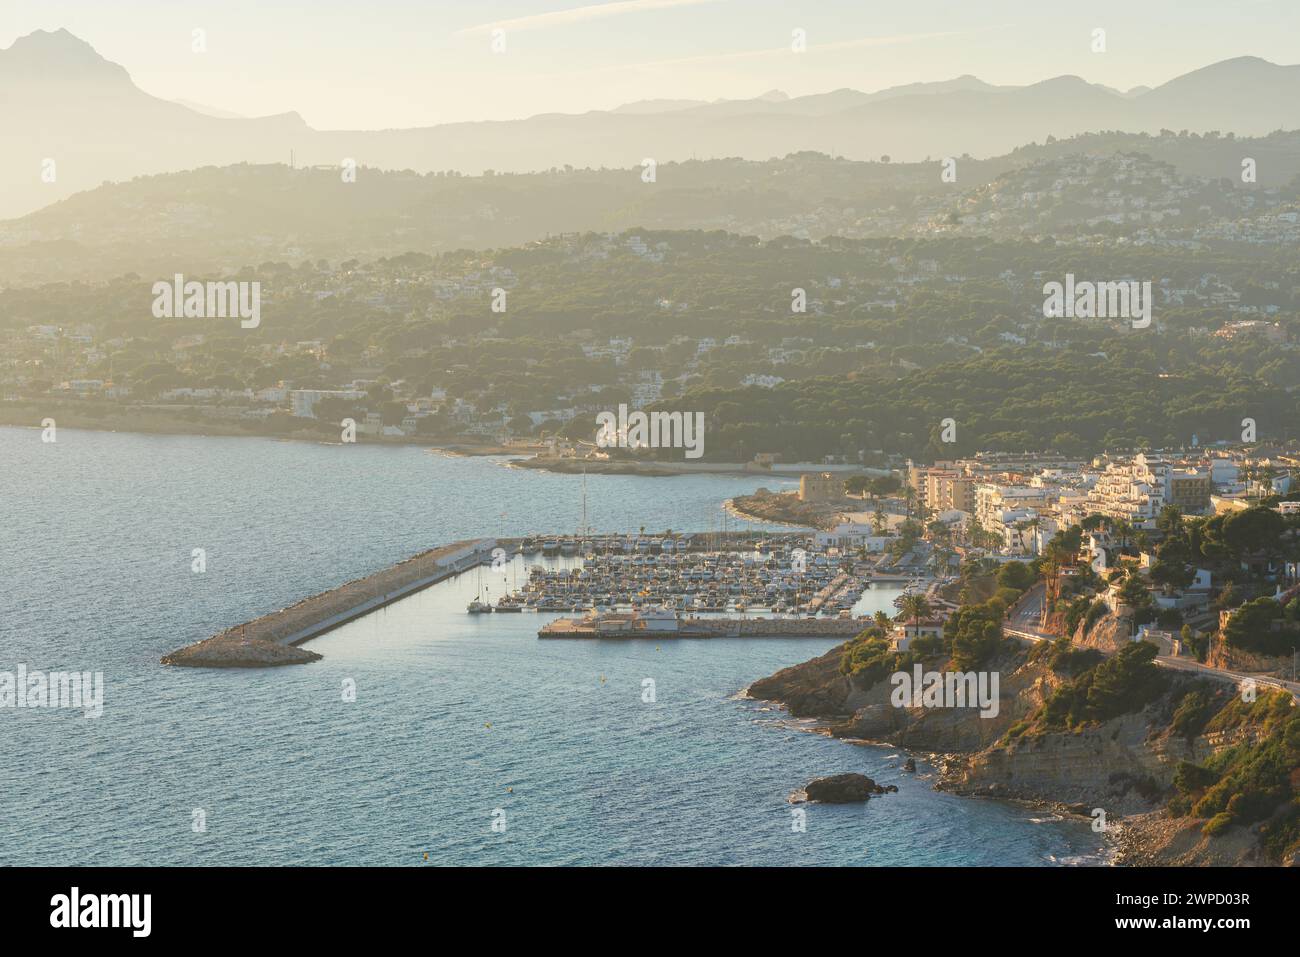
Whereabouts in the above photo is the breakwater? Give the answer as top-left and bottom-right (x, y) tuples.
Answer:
(539, 616), (868, 639)
(161, 539), (496, 667)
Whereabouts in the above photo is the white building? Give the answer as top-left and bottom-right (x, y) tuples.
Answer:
(290, 389), (366, 418)
(815, 524), (894, 552)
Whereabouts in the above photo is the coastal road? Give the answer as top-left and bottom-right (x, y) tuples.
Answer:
(1001, 618), (1300, 706)
(1010, 583), (1045, 630)
(1155, 654), (1300, 701)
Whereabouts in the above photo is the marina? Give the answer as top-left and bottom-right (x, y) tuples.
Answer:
(476, 532), (929, 617)
(161, 528), (931, 666)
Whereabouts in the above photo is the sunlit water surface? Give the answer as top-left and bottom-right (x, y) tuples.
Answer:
(0, 427), (1102, 865)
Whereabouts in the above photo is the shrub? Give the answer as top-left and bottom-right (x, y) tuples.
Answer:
(1169, 687), (1219, 741)
(1173, 760), (1219, 796)
(1039, 641), (1166, 731)
(1045, 637), (1103, 676)
(1260, 801), (1300, 863)
(1187, 694), (1300, 833)
(1083, 600), (1109, 635)
(1202, 812), (1234, 837)
(1005, 720), (1030, 741)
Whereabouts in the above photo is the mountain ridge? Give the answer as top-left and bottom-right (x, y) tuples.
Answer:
(4, 29), (1300, 220)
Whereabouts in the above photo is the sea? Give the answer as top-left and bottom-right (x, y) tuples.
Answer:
(0, 426), (1104, 865)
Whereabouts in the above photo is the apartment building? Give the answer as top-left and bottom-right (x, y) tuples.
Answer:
(908, 460), (957, 510)
(1084, 454), (1210, 526)
(929, 471), (974, 513)
(1167, 469), (1213, 513)
(975, 483), (1054, 527)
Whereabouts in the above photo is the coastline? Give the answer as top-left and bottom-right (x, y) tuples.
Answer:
(737, 682), (1115, 863)
(728, 489), (861, 530)
(0, 401), (430, 446)
(0, 407), (815, 478)
(0, 406), (890, 482)
(742, 640), (1294, 867)
(724, 496), (815, 529)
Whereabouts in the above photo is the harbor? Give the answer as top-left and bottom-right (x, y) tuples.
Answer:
(161, 530), (930, 666)
(471, 532), (927, 614)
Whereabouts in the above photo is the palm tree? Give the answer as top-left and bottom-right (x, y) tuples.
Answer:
(871, 505), (888, 536)
(873, 609), (892, 633)
(899, 594), (932, 642)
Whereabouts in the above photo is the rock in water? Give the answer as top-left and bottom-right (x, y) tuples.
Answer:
(800, 773), (897, 804)
(903, 758), (917, 772)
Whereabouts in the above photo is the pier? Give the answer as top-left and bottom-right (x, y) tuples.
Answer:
(539, 614), (869, 639)
(161, 539), (497, 667)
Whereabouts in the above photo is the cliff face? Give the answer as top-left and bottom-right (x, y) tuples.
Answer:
(747, 639), (1284, 865)
(1073, 609), (1133, 654)
(941, 711), (1204, 813)
(1208, 640), (1294, 675)
(747, 642), (855, 716)
(839, 648), (1058, 753)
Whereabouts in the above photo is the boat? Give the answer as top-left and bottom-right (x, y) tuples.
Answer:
(541, 539), (560, 556)
(468, 564), (494, 613)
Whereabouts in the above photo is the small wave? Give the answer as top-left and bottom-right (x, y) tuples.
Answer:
(1049, 850), (1112, 867)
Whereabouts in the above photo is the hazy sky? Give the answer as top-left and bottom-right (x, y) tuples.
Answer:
(5, 0), (1298, 128)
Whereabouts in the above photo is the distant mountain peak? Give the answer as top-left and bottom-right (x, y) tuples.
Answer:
(756, 89), (789, 102)
(1, 27), (130, 83)
(6, 27), (104, 60)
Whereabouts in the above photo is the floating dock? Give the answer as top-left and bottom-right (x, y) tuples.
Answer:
(161, 539), (496, 667)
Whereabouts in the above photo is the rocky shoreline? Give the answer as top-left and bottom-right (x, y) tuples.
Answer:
(746, 639), (1295, 866)
(729, 489), (860, 530)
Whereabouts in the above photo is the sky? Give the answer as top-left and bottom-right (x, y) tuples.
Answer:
(4, 0), (1298, 129)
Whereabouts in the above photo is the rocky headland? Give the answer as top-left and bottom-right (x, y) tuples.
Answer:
(748, 634), (1300, 866)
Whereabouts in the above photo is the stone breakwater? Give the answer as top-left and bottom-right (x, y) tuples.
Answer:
(540, 616), (867, 639)
(161, 539), (496, 668)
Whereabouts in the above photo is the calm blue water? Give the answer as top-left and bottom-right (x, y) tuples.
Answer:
(0, 426), (1102, 865)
